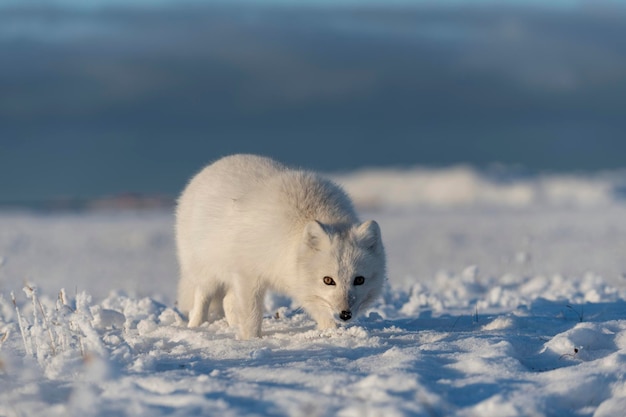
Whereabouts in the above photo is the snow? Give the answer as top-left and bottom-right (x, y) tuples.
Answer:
(1, 167), (626, 416)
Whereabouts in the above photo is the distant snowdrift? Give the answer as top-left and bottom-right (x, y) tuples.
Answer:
(3, 167), (622, 213)
(334, 167), (626, 210)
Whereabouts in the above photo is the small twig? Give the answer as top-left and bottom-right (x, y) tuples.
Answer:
(77, 334), (86, 358)
(450, 315), (462, 331)
(11, 291), (32, 356)
(566, 304), (584, 323)
(559, 347), (580, 360)
(57, 289), (75, 314)
(0, 330), (9, 346)
(30, 286), (57, 356)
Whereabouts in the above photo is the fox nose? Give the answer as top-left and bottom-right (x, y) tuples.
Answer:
(340, 310), (352, 321)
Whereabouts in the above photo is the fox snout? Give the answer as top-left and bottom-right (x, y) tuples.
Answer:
(339, 310), (352, 321)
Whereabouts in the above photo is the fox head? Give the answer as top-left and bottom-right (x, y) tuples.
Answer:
(296, 220), (386, 328)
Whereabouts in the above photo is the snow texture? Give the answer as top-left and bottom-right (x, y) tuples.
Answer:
(1, 168), (626, 417)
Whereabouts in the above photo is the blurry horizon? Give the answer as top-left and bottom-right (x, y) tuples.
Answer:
(2, 1), (626, 205)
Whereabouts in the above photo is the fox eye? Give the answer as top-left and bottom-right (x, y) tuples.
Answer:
(353, 276), (365, 286)
(323, 276), (336, 286)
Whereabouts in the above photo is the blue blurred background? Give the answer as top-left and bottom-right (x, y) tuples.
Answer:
(1, 0), (626, 207)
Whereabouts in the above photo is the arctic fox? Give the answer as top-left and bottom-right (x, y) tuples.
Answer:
(175, 154), (386, 339)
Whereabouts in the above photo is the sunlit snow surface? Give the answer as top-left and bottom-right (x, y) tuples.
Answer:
(2, 168), (626, 416)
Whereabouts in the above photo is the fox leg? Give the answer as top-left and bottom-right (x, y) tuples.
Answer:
(188, 287), (210, 327)
(227, 275), (265, 339)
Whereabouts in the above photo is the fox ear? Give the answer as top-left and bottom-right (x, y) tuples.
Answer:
(355, 220), (382, 250)
(303, 221), (328, 250)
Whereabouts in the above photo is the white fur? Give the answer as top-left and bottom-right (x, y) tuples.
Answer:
(175, 154), (386, 339)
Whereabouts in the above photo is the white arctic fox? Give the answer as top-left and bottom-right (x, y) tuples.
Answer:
(175, 154), (386, 339)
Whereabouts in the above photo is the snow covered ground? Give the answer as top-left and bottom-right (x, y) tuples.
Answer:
(1, 167), (626, 416)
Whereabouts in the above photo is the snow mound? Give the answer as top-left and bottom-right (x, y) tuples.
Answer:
(1, 273), (625, 416)
(335, 167), (626, 210)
